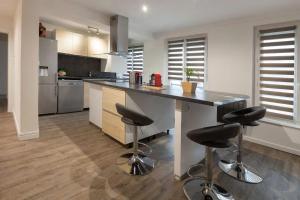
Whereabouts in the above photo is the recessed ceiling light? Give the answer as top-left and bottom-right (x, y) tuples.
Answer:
(142, 5), (148, 13)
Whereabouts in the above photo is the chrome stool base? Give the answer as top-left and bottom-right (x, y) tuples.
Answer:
(183, 178), (234, 200)
(218, 160), (263, 184)
(117, 153), (155, 176)
(187, 163), (205, 178)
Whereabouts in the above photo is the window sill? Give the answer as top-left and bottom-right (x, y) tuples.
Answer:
(260, 118), (300, 130)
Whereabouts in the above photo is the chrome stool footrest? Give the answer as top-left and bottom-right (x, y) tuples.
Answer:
(187, 163), (206, 179)
(183, 178), (234, 200)
(138, 142), (153, 155)
(225, 143), (238, 154)
(218, 160), (263, 184)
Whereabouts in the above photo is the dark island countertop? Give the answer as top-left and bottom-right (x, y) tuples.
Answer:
(84, 80), (249, 106)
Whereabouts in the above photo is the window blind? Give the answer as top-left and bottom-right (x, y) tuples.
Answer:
(168, 36), (206, 82)
(124, 46), (144, 78)
(168, 39), (184, 80)
(257, 25), (296, 120)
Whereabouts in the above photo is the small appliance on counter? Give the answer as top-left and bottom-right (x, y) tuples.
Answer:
(135, 72), (143, 85)
(149, 73), (162, 87)
(129, 71), (143, 85)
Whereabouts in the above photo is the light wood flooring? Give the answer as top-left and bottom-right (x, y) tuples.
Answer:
(0, 111), (300, 200)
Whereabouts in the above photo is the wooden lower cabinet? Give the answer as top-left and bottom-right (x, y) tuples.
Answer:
(102, 110), (125, 144)
(102, 87), (125, 115)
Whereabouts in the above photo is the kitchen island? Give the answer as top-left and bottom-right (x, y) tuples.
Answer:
(85, 80), (249, 179)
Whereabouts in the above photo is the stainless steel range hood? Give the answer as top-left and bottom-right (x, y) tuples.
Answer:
(106, 15), (129, 57)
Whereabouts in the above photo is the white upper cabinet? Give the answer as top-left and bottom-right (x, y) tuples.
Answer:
(56, 29), (108, 58)
(56, 29), (73, 54)
(72, 33), (88, 56)
(88, 36), (108, 59)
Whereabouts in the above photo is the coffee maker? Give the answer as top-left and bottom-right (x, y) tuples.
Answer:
(129, 71), (143, 85)
(150, 73), (162, 87)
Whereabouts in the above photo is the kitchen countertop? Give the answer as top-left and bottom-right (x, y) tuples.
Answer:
(84, 80), (249, 106)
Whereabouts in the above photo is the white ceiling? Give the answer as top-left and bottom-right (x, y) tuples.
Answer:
(69, 0), (300, 34)
(0, 0), (18, 17)
(1, 0), (300, 39)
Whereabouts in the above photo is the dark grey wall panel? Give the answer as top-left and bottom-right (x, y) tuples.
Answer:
(58, 53), (102, 77)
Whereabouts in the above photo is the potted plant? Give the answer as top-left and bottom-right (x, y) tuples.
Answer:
(181, 68), (198, 93)
(58, 68), (67, 77)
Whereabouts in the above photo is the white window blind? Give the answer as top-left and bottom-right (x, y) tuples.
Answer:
(256, 25), (297, 120)
(124, 46), (144, 78)
(168, 39), (184, 80)
(168, 36), (206, 82)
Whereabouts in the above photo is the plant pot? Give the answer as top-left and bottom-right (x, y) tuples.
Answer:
(181, 81), (197, 93)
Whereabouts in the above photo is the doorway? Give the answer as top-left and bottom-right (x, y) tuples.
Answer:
(0, 33), (8, 113)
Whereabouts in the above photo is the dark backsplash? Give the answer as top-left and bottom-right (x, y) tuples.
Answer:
(58, 53), (102, 77)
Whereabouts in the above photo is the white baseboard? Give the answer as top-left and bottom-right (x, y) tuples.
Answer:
(13, 112), (39, 140)
(13, 111), (20, 134)
(244, 135), (300, 156)
(18, 130), (39, 140)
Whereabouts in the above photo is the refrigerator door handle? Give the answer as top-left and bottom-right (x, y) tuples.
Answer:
(55, 85), (58, 97)
(55, 72), (58, 84)
(55, 73), (58, 97)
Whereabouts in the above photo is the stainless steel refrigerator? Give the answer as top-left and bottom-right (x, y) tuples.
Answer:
(39, 37), (58, 115)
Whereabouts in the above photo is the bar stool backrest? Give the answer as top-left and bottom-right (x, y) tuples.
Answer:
(217, 100), (247, 123)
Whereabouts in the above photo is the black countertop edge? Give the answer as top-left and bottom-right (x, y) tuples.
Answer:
(58, 76), (104, 80)
(84, 80), (249, 107)
(58, 76), (127, 81)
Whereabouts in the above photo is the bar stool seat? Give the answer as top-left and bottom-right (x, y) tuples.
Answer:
(218, 106), (266, 184)
(116, 103), (155, 176)
(183, 123), (240, 200)
(117, 104), (154, 126)
(222, 106), (266, 126)
(187, 124), (239, 148)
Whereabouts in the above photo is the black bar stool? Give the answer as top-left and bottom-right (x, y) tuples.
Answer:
(116, 103), (155, 176)
(183, 123), (241, 200)
(218, 106), (266, 184)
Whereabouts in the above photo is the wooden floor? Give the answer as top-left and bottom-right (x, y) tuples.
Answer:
(0, 111), (300, 200)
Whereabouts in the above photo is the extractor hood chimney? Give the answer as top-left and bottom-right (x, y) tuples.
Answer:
(107, 15), (128, 57)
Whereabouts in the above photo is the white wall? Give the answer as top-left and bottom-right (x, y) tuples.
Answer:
(13, 0), (40, 139)
(104, 56), (127, 76)
(13, 1), (22, 132)
(0, 33), (8, 96)
(143, 39), (167, 83)
(143, 10), (300, 155)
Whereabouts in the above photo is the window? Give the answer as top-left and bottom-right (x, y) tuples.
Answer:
(255, 23), (298, 121)
(124, 46), (144, 78)
(167, 35), (207, 83)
